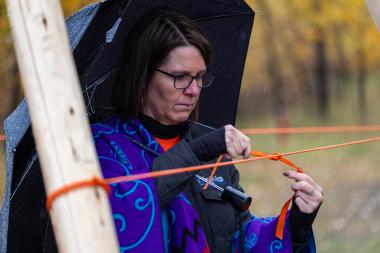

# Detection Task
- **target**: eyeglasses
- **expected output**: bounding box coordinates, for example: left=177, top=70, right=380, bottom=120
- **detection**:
left=154, top=68, right=214, bottom=89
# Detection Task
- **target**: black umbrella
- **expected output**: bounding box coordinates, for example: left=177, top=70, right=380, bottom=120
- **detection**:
left=1, top=1, right=254, bottom=252
left=75, top=0, right=254, bottom=127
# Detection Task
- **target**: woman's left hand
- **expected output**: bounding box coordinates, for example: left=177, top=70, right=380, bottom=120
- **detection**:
left=283, top=171, right=323, bottom=214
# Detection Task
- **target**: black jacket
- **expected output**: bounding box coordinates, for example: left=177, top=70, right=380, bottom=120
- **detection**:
left=152, top=122, right=252, bottom=252
left=152, top=121, right=315, bottom=253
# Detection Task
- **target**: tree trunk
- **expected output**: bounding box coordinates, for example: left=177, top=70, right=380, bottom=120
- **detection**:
left=332, top=25, right=349, bottom=99
left=357, top=48, right=368, bottom=123
left=313, top=2, right=329, bottom=120
left=259, top=0, right=289, bottom=145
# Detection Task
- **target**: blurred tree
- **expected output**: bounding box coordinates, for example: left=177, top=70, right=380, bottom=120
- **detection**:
left=0, top=0, right=22, bottom=131
left=1, top=0, right=380, bottom=128
left=254, top=0, right=290, bottom=143
left=61, top=0, right=95, bottom=16
left=312, top=0, right=329, bottom=119
left=256, top=2, right=287, bottom=114
left=241, top=0, right=380, bottom=123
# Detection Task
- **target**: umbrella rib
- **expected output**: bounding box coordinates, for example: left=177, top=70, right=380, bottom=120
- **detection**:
left=82, top=68, right=118, bottom=114
left=194, top=13, right=254, bottom=22
left=10, top=152, right=39, bottom=201
left=119, top=0, right=132, bottom=16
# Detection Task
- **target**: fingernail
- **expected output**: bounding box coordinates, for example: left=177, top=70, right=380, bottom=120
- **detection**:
left=283, top=172, right=289, bottom=177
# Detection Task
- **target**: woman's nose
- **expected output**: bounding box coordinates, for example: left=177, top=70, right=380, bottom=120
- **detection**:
left=184, top=78, right=200, bottom=95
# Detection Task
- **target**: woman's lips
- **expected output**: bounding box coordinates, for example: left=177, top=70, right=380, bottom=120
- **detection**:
left=176, top=103, right=193, bottom=109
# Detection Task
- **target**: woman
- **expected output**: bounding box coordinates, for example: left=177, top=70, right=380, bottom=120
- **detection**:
left=91, top=8, right=323, bottom=253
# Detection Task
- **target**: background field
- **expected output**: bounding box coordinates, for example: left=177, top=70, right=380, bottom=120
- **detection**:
left=236, top=72, right=380, bottom=253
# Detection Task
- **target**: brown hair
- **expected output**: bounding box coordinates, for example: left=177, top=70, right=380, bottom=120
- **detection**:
left=112, top=7, right=212, bottom=121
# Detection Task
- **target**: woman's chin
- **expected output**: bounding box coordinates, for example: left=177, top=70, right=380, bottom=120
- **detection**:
left=169, top=112, right=191, bottom=124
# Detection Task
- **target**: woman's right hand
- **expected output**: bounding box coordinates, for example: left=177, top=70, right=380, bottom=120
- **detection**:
left=224, top=124, right=251, bottom=159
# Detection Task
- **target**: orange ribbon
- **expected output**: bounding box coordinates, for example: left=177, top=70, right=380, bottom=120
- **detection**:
left=241, top=125, right=380, bottom=135
left=46, top=177, right=111, bottom=212
left=203, top=155, right=223, bottom=190
left=251, top=151, right=303, bottom=240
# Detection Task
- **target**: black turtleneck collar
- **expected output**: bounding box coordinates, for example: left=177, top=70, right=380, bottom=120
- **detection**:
left=138, top=114, right=188, bottom=139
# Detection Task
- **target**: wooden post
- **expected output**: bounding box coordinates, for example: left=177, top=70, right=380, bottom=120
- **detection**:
left=5, top=0, right=119, bottom=252
left=366, top=0, right=380, bottom=32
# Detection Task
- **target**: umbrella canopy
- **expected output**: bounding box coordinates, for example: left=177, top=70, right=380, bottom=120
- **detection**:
left=1, top=1, right=254, bottom=252
left=76, top=0, right=254, bottom=127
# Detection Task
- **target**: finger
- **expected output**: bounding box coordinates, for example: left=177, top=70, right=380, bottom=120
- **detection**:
left=295, top=190, right=322, bottom=205
left=244, top=138, right=252, bottom=158
left=294, top=183, right=324, bottom=207
left=294, top=196, right=314, bottom=214
left=237, top=134, right=250, bottom=147
left=230, top=142, right=239, bottom=153
left=291, top=181, right=314, bottom=195
left=284, top=170, right=315, bottom=185
left=228, top=126, right=248, bottom=143
left=295, top=191, right=321, bottom=213
left=301, top=185, right=324, bottom=204
left=235, top=141, right=246, bottom=155
left=243, top=144, right=251, bottom=159
left=231, top=141, right=245, bottom=156
left=238, top=132, right=250, bottom=143
left=315, top=184, right=323, bottom=195
left=228, top=144, right=239, bottom=158
left=225, top=125, right=251, bottom=158
left=295, top=190, right=313, bottom=203
left=226, top=142, right=236, bottom=157
left=224, top=125, right=234, bottom=143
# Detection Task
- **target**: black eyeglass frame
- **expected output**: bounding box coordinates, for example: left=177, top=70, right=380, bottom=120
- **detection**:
left=153, top=68, right=214, bottom=89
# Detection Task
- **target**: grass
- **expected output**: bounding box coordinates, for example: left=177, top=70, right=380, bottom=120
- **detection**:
left=236, top=136, right=380, bottom=253
left=235, top=75, right=380, bottom=253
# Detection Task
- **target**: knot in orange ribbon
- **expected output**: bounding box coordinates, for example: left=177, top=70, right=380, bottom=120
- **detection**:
left=270, top=152, right=282, bottom=161
left=250, top=150, right=302, bottom=240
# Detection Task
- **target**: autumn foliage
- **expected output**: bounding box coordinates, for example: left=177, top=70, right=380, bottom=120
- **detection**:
left=0, top=0, right=379, bottom=128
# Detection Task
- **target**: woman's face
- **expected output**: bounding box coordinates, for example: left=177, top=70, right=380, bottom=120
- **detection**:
left=142, top=45, right=206, bottom=125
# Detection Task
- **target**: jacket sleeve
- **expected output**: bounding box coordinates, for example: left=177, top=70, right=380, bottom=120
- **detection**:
left=152, top=140, right=201, bottom=207
left=289, top=204, right=319, bottom=252
left=230, top=180, right=317, bottom=252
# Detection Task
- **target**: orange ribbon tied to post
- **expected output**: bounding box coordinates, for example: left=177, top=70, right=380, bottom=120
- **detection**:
left=46, top=177, right=111, bottom=212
